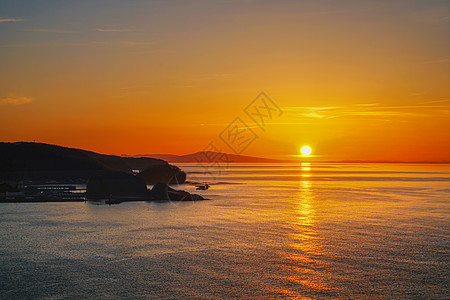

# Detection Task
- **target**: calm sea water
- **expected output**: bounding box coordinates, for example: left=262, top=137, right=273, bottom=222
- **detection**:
left=0, top=163, right=449, bottom=299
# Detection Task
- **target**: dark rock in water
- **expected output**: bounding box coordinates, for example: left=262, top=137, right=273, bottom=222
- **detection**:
left=151, top=182, right=170, bottom=200
left=173, top=190, right=205, bottom=201
left=86, top=172, right=148, bottom=200
left=137, top=164, right=186, bottom=185
left=150, top=182, right=206, bottom=201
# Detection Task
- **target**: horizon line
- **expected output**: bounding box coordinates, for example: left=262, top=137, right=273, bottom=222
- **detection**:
left=2, top=141, right=449, bottom=164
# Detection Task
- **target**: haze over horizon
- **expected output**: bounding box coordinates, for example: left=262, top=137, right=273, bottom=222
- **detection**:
left=1, top=0, right=449, bottom=162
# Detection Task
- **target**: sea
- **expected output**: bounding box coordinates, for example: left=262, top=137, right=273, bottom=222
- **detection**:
left=0, top=163, right=449, bottom=299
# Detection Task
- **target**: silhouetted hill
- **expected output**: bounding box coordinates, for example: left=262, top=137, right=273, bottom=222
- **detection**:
left=0, top=142, right=168, bottom=181
left=137, top=164, right=186, bottom=185
left=127, top=151, right=292, bottom=163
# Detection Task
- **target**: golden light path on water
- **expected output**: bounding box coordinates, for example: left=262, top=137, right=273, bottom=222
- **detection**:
left=278, top=162, right=333, bottom=298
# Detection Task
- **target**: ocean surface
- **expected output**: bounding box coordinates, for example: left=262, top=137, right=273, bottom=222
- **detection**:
left=0, top=163, right=449, bottom=299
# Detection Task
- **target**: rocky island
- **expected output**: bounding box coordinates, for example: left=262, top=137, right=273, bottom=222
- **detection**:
left=86, top=172, right=205, bottom=204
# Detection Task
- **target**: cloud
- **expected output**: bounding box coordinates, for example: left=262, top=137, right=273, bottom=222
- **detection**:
left=420, top=99, right=450, bottom=105
left=284, top=106, right=342, bottom=112
left=0, top=95, right=33, bottom=106
left=0, top=40, right=150, bottom=48
left=283, top=106, right=342, bottom=119
left=283, top=102, right=450, bottom=120
left=24, top=28, right=78, bottom=33
left=0, top=18, right=24, bottom=23
left=354, top=103, right=379, bottom=107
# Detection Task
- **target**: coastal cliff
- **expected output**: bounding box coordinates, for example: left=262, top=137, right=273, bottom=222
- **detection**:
left=0, top=142, right=185, bottom=184
left=137, top=164, right=186, bottom=185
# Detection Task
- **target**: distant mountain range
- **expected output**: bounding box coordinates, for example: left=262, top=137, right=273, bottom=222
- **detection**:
left=125, top=151, right=293, bottom=163
left=125, top=152, right=450, bottom=164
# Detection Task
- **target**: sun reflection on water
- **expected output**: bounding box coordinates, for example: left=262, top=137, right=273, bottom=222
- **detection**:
left=301, top=162, right=311, bottom=171
left=278, top=163, right=334, bottom=297
left=300, top=162, right=311, bottom=178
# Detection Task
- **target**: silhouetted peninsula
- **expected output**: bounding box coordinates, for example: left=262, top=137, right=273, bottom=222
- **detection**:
left=0, top=142, right=185, bottom=183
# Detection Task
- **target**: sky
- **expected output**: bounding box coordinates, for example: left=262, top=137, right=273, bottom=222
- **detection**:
left=0, top=0, right=449, bottom=162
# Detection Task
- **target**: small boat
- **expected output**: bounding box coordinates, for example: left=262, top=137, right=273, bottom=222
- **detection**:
left=196, top=184, right=210, bottom=190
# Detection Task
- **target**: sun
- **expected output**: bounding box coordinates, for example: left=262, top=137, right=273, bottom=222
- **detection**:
left=300, top=146, right=312, bottom=156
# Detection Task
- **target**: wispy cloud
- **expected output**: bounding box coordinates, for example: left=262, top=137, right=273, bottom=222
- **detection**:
left=0, top=40, right=150, bottom=48
left=420, top=99, right=450, bottom=105
left=354, top=103, right=379, bottom=107
left=0, top=18, right=24, bottom=23
left=24, top=28, right=78, bottom=33
left=284, top=106, right=342, bottom=111
left=0, top=95, right=33, bottom=106
left=284, top=102, right=450, bottom=120
left=283, top=106, right=342, bottom=119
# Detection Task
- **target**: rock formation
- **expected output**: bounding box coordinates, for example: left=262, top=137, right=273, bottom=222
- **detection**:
left=137, top=164, right=186, bottom=185
left=86, top=172, right=148, bottom=200
left=150, top=182, right=205, bottom=201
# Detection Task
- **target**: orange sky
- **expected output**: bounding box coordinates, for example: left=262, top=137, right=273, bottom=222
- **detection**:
left=0, top=1, right=449, bottom=161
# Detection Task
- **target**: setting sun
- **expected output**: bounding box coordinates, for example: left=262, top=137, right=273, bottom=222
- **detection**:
left=301, top=146, right=312, bottom=156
